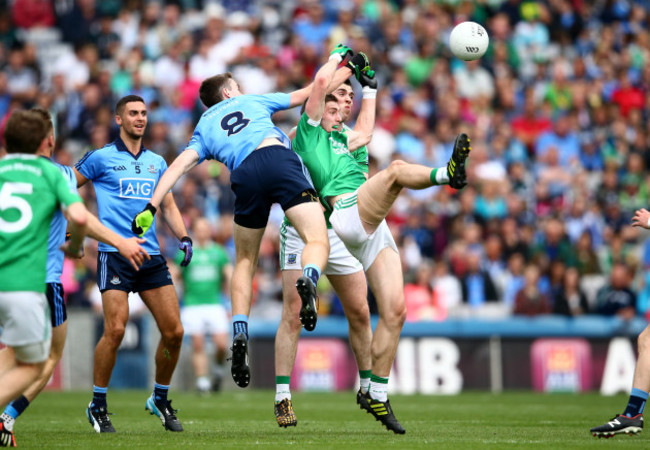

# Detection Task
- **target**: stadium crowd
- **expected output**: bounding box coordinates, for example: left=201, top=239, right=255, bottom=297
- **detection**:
left=2, top=0, right=650, bottom=322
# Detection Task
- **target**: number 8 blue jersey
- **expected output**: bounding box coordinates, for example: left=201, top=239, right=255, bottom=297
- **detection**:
left=75, top=137, right=168, bottom=254
left=186, top=93, right=292, bottom=171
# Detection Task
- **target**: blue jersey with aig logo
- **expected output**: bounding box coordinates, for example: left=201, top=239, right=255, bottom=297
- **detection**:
left=186, top=93, right=292, bottom=172
left=75, top=137, right=167, bottom=254
left=45, top=158, right=78, bottom=284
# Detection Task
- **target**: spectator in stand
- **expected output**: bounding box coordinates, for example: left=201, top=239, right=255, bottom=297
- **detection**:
left=11, top=0, right=55, bottom=29
left=595, top=263, right=637, bottom=318
left=553, top=267, right=590, bottom=316
left=461, top=250, right=499, bottom=308
left=514, top=264, right=552, bottom=316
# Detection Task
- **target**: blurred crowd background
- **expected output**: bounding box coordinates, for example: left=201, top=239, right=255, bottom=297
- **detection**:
left=2, top=0, right=650, bottom=322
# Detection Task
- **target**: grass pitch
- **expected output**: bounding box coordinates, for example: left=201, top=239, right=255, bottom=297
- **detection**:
left=12, top=390, right=645, bottom=448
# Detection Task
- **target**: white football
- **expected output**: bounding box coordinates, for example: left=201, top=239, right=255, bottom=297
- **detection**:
left=449, top=21, right=489, bottom=61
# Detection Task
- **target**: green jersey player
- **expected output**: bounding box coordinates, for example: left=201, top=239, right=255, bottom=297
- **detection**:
left=0, top=110, right=87, bottom=446
left=173, top=218, right=232, bottom=393
left=275, top=79, right=372, bottom=428
left=292, top=52, right=471, bottom=434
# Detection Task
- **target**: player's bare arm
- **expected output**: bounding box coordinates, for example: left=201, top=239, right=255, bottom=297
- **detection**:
left=151, top=150, right=199, bottom=210
left=160, top=192, right=189, bottom=240
left=305, top=55, right=344, bottom=123
left=85, top=212, right=150, bottom=270
left=61, top=202, right=88, bottom=257
left=73, top=167, right=90, bottom=188
left=132, top=150, right=198, bottom=238
left=347, top=59, right=377, bottom=151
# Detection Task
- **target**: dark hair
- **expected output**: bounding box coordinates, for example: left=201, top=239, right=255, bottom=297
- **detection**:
left=115, top=95, right=145, bottom=116
left=342, top=79, right=352, bottom=87
left=199, top=73, right=234, bottom=108
left=30, top=107, right=53, bottom=134
left=4, top=110, right=49, bottom=154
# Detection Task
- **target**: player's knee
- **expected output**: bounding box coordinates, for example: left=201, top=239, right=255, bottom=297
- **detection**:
left=346, top=303, right=371, bottom=330
left=386, top=159, right=406, bottom=178
left=104, top=324, right=126, bottom=347
left=384, top=301, right=406, bottom=329
left=162, top=325, right=184, bottom=349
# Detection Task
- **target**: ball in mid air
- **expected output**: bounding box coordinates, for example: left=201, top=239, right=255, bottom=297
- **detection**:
left=449, top=21, right=489, bottom=61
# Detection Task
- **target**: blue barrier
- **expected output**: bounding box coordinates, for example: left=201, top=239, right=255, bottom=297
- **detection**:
left=248, top=316, right=648, bottom=339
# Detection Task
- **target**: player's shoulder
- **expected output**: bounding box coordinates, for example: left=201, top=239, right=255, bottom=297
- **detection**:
left=141, top=147, right=166, bottom=163
left=76, top=142, right=114, bottom=165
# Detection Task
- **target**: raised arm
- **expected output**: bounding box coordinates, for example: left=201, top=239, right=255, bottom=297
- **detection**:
left=131, top=149, right=199, bottom=237
left=346, top=59, right=377, bottom=151
left=304, top=45, right=354, bottom=122
left=289, top=45, right=354, bottom=109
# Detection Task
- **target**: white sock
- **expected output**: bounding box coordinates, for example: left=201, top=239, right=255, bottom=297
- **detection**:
left=196, top=376, right=211, bottom=391
left=435, top=167, right=449, bottom=184
left=275, top=384, right=291, bottom=403
left=369, top=380, right=388, bottom=402
left=360, top=377, right=371, bottom=394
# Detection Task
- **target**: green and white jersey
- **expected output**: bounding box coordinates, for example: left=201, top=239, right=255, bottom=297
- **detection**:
left=293, top=113, right=367, bottom=205
left=174, top=242, right=230, bottom=306
left=0, top=154, right=83, bottom=293
left=342, top=123, right=369, bottom=175
left=283, top=119, right=368, bottom=230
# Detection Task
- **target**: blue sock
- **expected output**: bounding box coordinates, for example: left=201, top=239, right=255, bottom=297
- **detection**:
left=4, top=395, right=29, bottom=419
left=233, top=314, right=248, bottom=339
left=154, top=383, right=169, bottom=402
left=303, top=264, right=321, bottom=287
left=623, top=388, right=648, bottom=417
left=91, top=386, right=107, bottom=410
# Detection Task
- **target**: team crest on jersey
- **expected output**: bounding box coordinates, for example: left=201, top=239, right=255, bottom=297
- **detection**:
left=148, top=164, right=156, bottom=173
left=110, top=276, right=121, bottom=285
left=287, top=254, right=297, bottom=265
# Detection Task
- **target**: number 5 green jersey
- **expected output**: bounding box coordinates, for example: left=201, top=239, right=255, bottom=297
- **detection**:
left=0, top=154, right=83, bottom=293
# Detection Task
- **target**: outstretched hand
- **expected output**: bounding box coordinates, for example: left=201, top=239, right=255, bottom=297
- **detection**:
left=329, top=44, right=354, bottom=63
left=632, top=208, right=650, bottom=229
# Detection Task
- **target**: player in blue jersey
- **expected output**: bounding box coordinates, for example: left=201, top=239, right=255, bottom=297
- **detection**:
left=132, top=45, right=356, bottom=389
left=74, top=96, right=191, bottom=433
left=0, top=108, right=150, bottom=444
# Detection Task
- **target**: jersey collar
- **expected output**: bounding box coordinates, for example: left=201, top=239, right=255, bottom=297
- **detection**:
left=115, top=136, right=146, bottom=160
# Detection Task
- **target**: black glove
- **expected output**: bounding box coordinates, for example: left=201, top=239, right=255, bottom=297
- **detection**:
left=346, top=52, right=371, bottom=80
left=179, top=236, right=193, bottom=267
left=131, top=202, right=157, bottom=236
left=358, top=68, right=378, bottom=90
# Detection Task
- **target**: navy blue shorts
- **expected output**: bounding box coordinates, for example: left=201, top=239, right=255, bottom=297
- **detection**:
left=46, top=282, right=67, bottom=327
left=97, top=252, right=173, bottom=293
left=230, top=145, right=318, bottom=228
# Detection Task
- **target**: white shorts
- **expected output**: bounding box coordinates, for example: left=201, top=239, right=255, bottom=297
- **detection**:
left=181, top=304, right=229, bottom=336
left=280, top=223, right=362, bottom=276
left=329, top=193, right=399, bottom=271
left=0, top=291, right=51, bottom=362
